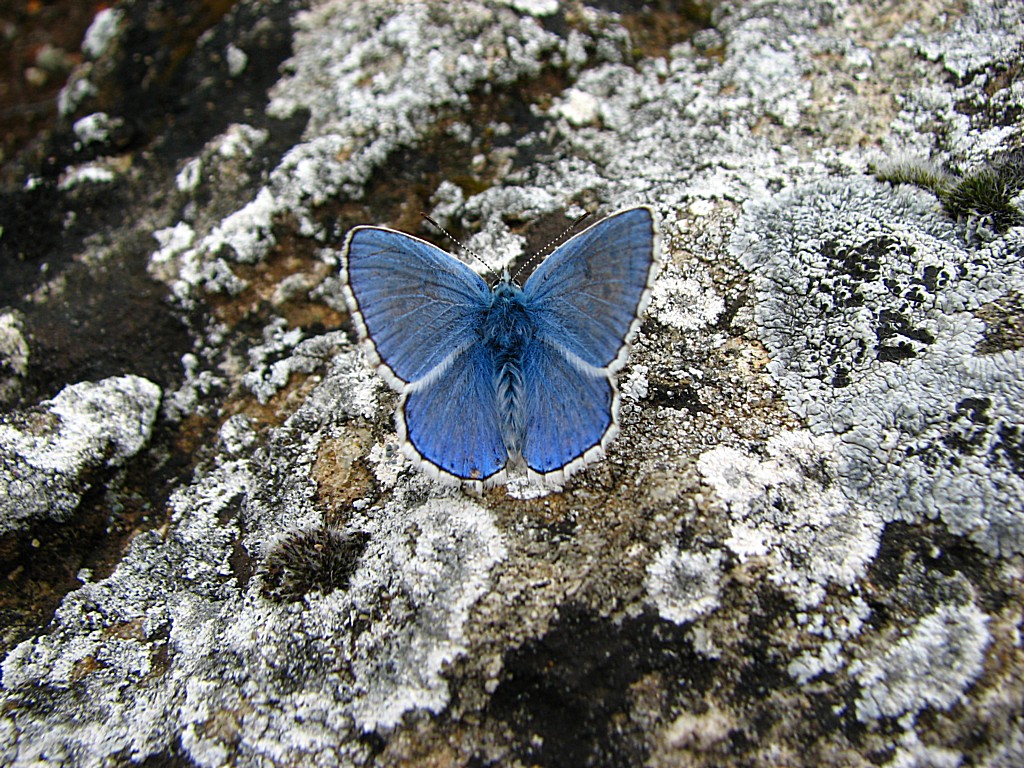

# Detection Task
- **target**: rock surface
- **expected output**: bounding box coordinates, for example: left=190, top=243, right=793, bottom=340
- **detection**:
left=0, top=375, right=161, bottom=535
left=0, top=1, right=1022, bottom=766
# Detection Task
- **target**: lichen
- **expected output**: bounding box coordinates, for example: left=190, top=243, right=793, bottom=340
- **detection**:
left=0, top=361, right=506, bottom=762
left=0, top=310, right=29, bottom=406
left=732, top=175, right=1024, bottom=556
left=646, top=547, right=723, bottom=624
left=6, top=0, right=1024, bottom=764
left=853, top=603, right=990, bottom=722
left=0, top=375, right=161, bottom=535
left=695, top=431, right=884, bottom=608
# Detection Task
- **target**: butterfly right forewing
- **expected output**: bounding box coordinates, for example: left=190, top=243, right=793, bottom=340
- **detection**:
left=519, top=207, right=659, bottom=483
left=524, top=207, right=659, bottom=372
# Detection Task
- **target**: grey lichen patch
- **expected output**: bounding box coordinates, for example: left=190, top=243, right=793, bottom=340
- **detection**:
left=732, top=175, right=1024, bottom=556
left=241, top=324, right=350, bottom=406
left=0, top=375, right=161, bottom=535
left=347, top=497, right=507, bottom=731
left=694, top=431, right=883, bottom=609
left=0, top=309, right=29, bottom=406
left=787, top=595, right=873, bottom=685
left=915, top=0, right=1024, bottom=82
left=852, top=603, right=990, bottom=722
left=0, top=356, right=506, bottom=762
left=646, top=546, right=723, bottom=624
left=628, top=205, right=796, bottom=499
left=148, top=0, right=587, bottom=312
left=649, top=259, right=726, bottom=332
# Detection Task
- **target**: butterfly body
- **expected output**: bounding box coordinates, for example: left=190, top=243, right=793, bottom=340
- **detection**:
left=341, top=207, right=659, bottom=488
left=482, top=278, right=531, bottom=464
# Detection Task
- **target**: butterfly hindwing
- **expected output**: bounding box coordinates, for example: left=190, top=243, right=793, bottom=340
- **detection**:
left=524, top=207, right=658, bottom=371
left=516, top=206, right=658, bottom=482
left=521, top=336, right=616, bottom=479
left=400, top=342, right=507, bottom=483
left=342, top=227, right=491, bottom=387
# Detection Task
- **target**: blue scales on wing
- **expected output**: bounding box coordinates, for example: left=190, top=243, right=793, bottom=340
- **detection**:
left=342, top=226, right=508, bottom=482
left=401, top=342, right=507, bottom=482
left=525, top=207, right=657, bottom=371
left=341, top=207, right=659, bottom=487
left=342, top=227, right=491, bottom=385
left=518, top=207, right=658, bottom=479
left=520, top=336, right=615, bottom=475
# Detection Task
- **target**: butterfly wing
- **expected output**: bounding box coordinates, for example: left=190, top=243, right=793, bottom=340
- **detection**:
left=524, top=207, right=659, bottom=371
left=341, top=226, right=492, bottom=388
left=521, top=207, right=659, bottom=481
left=342, top=226, right=508, bottom=484
left=520, top=336, right=617, bottom=481
left=399, top=342, right=507, bottom=484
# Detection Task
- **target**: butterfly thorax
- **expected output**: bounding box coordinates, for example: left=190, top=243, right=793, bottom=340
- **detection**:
left=483, top=279, right=532, bottom=463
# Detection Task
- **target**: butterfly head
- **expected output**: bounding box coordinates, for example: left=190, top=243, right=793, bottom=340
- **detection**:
left=491, top=267, right=520, bottom=290
left=484, top=275, right=531, bottom=351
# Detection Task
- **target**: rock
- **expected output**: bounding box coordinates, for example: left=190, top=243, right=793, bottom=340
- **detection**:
left=0, top=375, right=161, bottom=535
left=0, top=0, right=1022, bottom=766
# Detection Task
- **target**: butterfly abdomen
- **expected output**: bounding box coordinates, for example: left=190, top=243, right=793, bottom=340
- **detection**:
left=484, top=281, right=532, bottom=463
left=496, top=357, right=526, bottom=462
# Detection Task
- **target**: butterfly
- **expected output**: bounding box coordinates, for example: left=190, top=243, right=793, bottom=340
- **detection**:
left=341, top=206, right=660, bottom=488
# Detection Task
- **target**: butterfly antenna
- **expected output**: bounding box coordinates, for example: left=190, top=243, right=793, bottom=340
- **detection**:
left=420, top=213, right=496, bottom=279
left=512, top=211, right=591, bottom=282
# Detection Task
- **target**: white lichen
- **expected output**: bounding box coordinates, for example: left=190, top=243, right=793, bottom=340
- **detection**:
left=0, top=310, right=29, bottom=404
left=853, top=603, right=990, bottom=722
left=1, top=370, right=505, bottom=763
left=348, top=497, right=507, bottom=730
left=226, top=43, right=248, bottom=78
left=696, top=431, right=883, bottom=607
left=9, top=0, right=1022, bottom=763
left=72, top=112, right=120, bottom=145
left=0, top=375, right=161, bottom=535
left=81, top=8, right=124, bottom=60
left=732, top=176, right=1024, bottom=556
left=646, top=547, right=724, bottom=624
left=58, top=162, right=117, bottom=189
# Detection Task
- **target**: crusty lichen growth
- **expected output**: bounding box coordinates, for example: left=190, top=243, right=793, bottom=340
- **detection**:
left=732, top=175, right=1024, bottom=557
left=4, top=0, right=1024, bottom=766
left=0, top=375, right=162, bottom=535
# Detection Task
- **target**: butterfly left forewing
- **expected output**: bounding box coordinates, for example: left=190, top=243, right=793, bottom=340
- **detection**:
left=342, top=227, right=492, bottom=389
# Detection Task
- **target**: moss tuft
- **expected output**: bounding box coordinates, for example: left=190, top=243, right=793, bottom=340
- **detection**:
left=260, top=526, right=370, bottom=602
left=942, top=153, right=1024, bottom=232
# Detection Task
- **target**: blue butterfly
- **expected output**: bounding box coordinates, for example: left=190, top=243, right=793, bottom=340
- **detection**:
left=341, top=206, right=660, bottom=488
